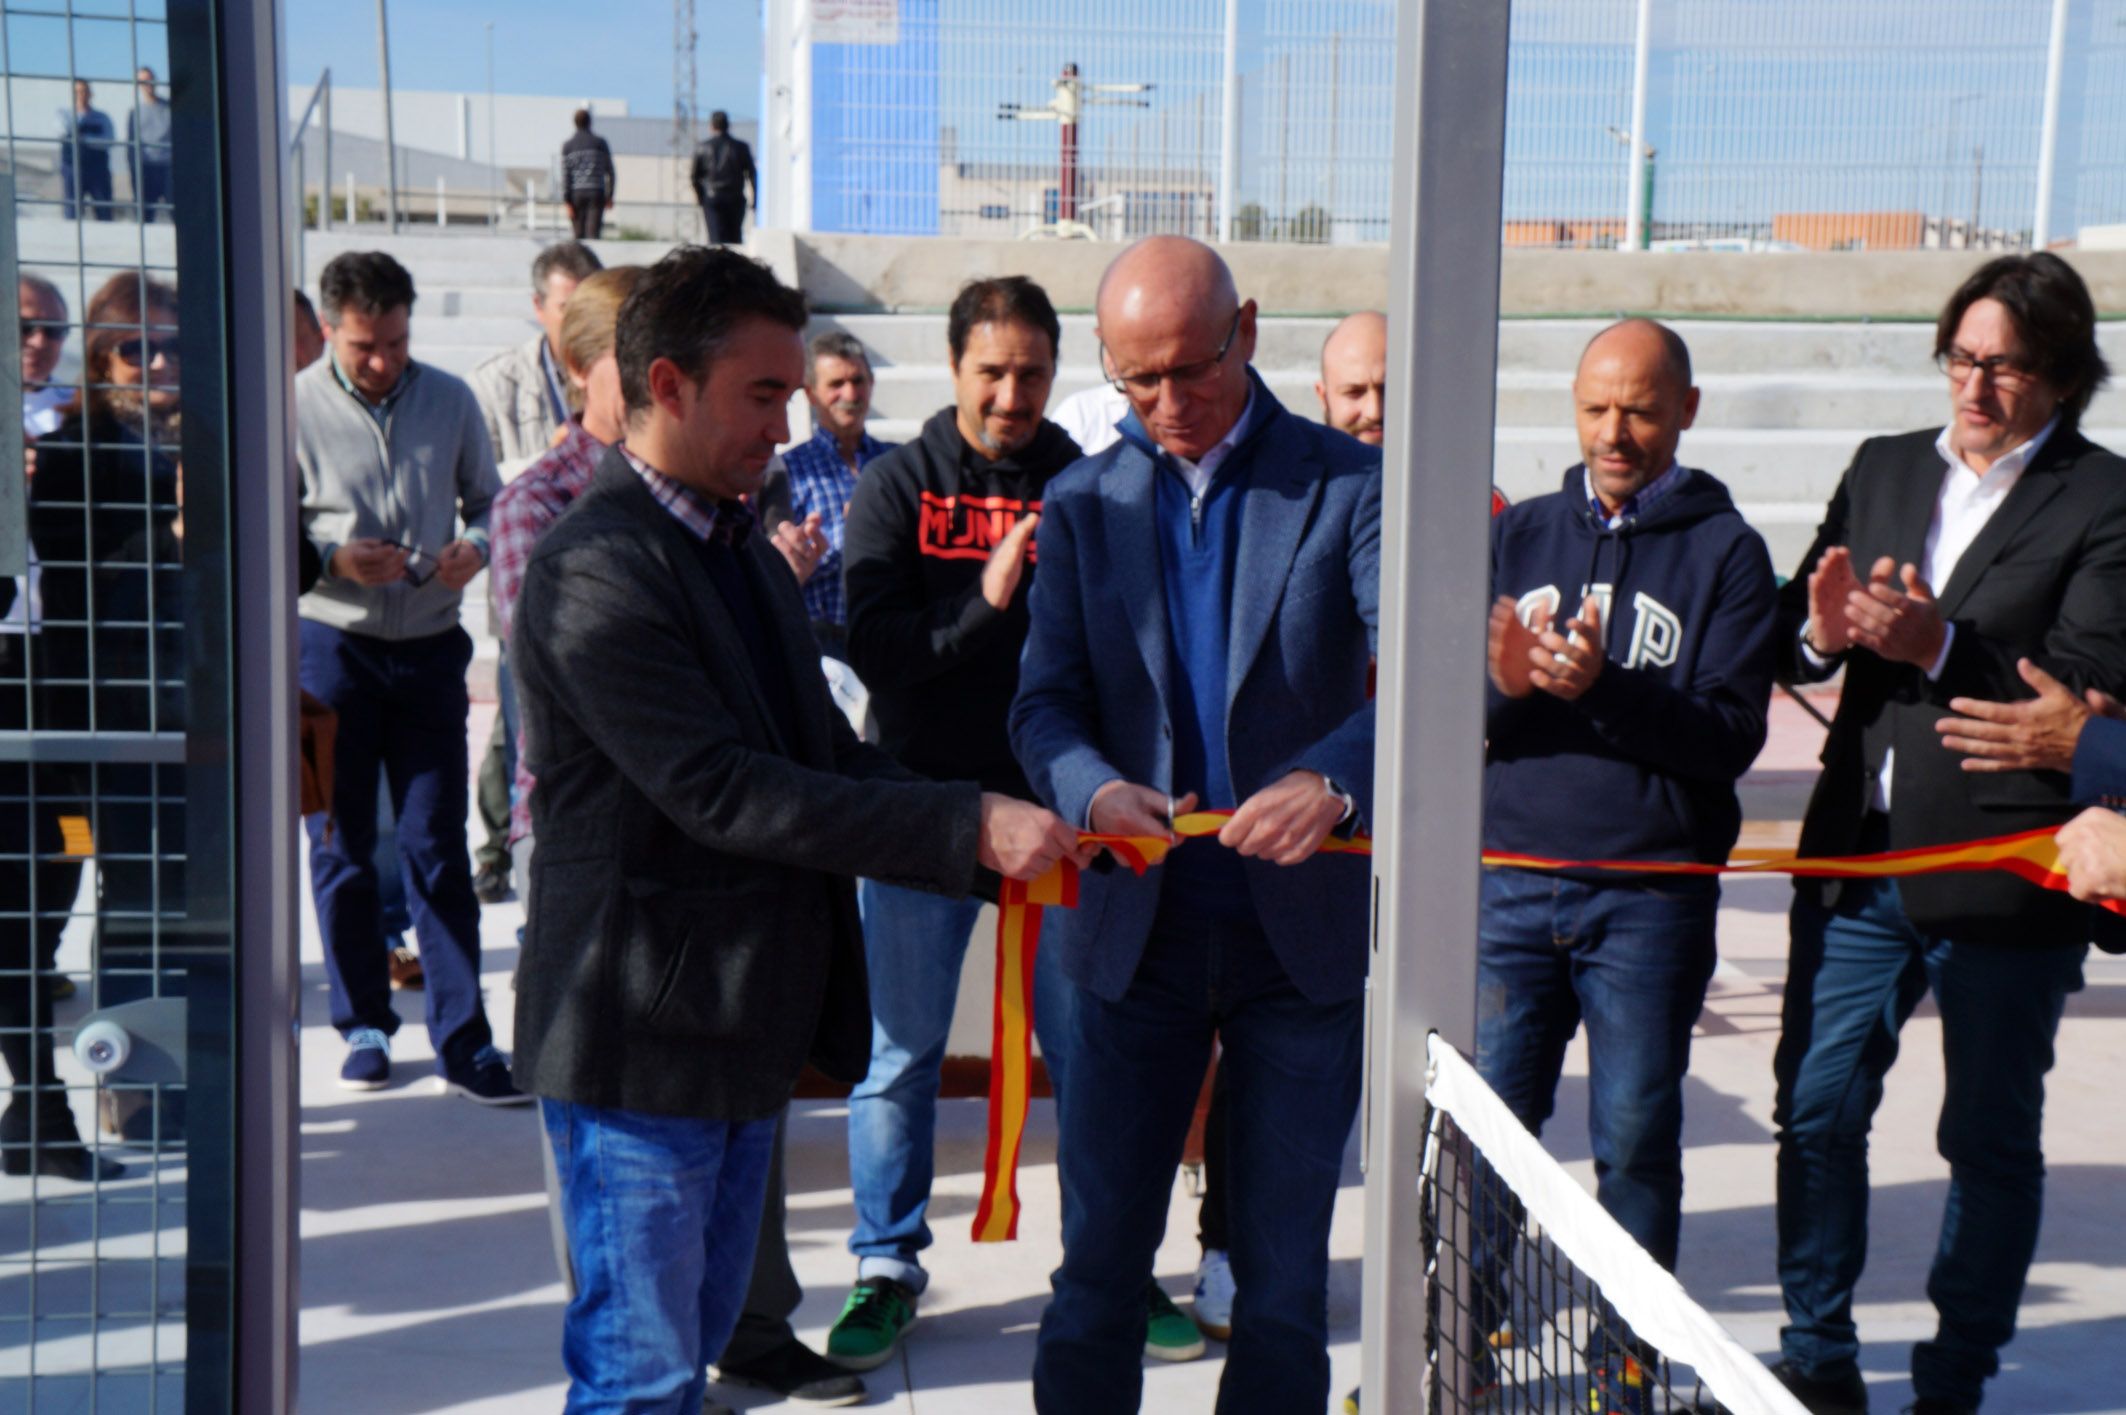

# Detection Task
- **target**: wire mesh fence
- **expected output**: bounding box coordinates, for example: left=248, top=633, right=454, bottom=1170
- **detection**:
left=783, top=0, right=2121, bottom=250
left=1422, top=1037, right=1809, bottom=1415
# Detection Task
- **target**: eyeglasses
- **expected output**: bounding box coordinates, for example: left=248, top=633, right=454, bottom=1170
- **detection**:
left=115, top=336, right=178, bottom=366
left=20, top=320, right=65, bottom=343
left=1105, top=309, right=1242, bottom=399
left=1937, top=349, right=2038, bottom=392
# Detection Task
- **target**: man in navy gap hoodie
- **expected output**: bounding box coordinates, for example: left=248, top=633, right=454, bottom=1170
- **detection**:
left=1480, top=320, right=1777, bottom=1410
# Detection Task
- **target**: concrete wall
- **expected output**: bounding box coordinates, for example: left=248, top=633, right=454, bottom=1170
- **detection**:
left=792, top=232, right=2126, bottom=318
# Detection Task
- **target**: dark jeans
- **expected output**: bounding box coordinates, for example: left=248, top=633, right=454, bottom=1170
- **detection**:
left=0, top=764, right=85, bottom=1146
left=702, top=194, right=746, bottom=245
left=567, top=196, right=605, bottom=239
left=1197, top=1058, right=1229, bottom=1252
left=1032, top=907, right=1361, bottom=1414
left=473, top=649, right=515, bottom=875
left=543, top=1099, right=777, bottom=1413
left=1475, top=868, right=1719, bottom=1275
left=137, top=160, right=171, bottom=221
left=62, top=165, right=113, bottom=221
left=1775, top=875, right=2085, bottom=1406
left=299, top=621, right=493, bottom=1073
left=718, top=1110, right=804, bottom=1367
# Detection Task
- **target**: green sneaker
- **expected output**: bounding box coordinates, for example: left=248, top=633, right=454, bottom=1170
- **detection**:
left=1144, top=1281, right=1206, bottom=1362
left=825, top=1277, right=917, bottom=1372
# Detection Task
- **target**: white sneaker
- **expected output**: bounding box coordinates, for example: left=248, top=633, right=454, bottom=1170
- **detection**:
left=1192, top=1248, right=1235, bottom=1340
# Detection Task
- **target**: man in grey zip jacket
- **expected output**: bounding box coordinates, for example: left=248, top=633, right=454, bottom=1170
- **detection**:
left=297, top=250, right=523, bottom=1105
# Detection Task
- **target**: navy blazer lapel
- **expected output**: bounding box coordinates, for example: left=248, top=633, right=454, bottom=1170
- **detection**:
left=1933, top=432, right=2078, bottom=619
left=598, top=453, right=796, bottom=757
left=1102, top=444, right=1176, bottom=719
left=1225, top=412, right=1322, bottom=706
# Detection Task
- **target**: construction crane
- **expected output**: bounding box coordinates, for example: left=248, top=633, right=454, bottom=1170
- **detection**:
left=999, top=62, right=1152, bottom=236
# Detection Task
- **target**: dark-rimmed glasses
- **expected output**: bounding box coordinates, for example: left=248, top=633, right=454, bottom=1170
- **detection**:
left=1105, top=308, right=1242, bottom=399
left=1937, top=348, right=2037, bottom=393
left=115, top=335, right=179, bottom=366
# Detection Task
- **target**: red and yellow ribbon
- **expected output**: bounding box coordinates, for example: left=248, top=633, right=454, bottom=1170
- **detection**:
left=972, top=814, right=2102, bottom=1241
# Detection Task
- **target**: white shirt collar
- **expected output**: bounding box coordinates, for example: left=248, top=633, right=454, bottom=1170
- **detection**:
left=1934, top=412, right=2060, bottom=484
left=1168, top=384, right=1258, bottom=498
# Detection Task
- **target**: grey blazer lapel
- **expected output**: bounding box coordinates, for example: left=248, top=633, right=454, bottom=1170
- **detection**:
left=1225, top=414, right=1323, bottom=706
left=743, top=534, right=836, bottom=767
left=1103, top=445, right=1176, bottom=719
left=604, top=457, right=797, bottom=757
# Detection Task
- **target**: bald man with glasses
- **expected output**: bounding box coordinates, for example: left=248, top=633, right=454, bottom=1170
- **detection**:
left=1011, top=235, right=1381, bottom=1414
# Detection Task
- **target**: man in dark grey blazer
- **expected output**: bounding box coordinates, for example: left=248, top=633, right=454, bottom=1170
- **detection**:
left=1770, top=253, right=2126, bottom=1415
left=509, top=246, right=1083, bottom=1415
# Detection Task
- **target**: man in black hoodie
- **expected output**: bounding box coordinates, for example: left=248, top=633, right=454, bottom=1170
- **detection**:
left=827, top=275, right=1089, bottom=1370
left=1480, top=319, right=1777, bottom=1412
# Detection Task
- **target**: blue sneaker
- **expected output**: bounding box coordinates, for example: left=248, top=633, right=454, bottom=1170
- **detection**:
left=339, top=1027, right=390, bottom=1091
left=442, top=1045, right=530, bottom=1107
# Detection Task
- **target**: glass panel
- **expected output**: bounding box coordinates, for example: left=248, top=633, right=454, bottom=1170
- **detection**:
left=0, top=0, right=235, bottom=1404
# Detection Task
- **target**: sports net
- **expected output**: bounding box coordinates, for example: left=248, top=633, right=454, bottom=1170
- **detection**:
left=1420, top=1035, right=1809, bottom=1415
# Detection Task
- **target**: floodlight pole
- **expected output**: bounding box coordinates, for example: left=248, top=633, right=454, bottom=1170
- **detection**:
left=1363, top=0, right=1509, bottom=1410
left=375, top=0, right=398, bottom=231
left=1624, top=0, right=1652, bottom=251
left=2034, top=0, right=2069, bottom=248
left=1217, top=0, right=1239, bottom=242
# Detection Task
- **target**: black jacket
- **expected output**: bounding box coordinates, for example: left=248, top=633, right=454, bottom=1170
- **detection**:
left=1779, top=425, right=2126, bottom=944
left=509, top=451, right=983, bottom=1120
left=842, top=407, right=1082, bottom=799
left=560, top=129, right=614, bottom=201
left=690, top=133, right=755, bottom=203
left=29, top=410, right=183, bottom=734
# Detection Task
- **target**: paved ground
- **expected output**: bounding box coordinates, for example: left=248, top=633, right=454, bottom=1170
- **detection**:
left=292, top=695, right=2126, bottom=1413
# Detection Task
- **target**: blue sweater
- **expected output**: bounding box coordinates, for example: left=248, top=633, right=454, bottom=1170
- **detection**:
left=1486, top=466, right=1777, bottom=866
left=1125, top=401, right=1268, bottom=921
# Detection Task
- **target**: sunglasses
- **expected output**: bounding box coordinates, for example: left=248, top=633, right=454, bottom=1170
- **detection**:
left=19, top=321, right=65, bottom=343
left=114, top=336, right=178, bottom=365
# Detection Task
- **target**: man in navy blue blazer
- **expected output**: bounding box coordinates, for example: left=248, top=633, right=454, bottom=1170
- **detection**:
left=1010, top=236, right=1380, bottom=1414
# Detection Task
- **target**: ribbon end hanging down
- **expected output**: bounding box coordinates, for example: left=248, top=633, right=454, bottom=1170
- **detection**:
left=973, top=867, right=1068, bottom=1243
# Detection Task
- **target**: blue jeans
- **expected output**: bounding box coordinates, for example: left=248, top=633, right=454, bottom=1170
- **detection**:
left=300, top=622, right=493, bottom=1073
left=1033, top=907, right=1361, bottom=1414
left=846, top=877, right=1075, bottom=1287
left=1475, top=868, right=1719, bottom=1275
left=542, top=1100, right=778, bottom=1414
left=1774, top=876, right=2085, bottom=1406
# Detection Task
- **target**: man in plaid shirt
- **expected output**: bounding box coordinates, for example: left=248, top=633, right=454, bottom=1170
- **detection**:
left=756, top=330, right=896, bottom=644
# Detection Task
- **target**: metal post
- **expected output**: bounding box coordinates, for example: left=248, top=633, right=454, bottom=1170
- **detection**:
left=437, top=174, right=446, bottom=227
left=485, top=23, right=498, bottom=222
left=345, top=170, right=356, bottom=227
left=1217, top=0, right=1238, bottom=243
left=321, top=70, right=333, bottom=233
left=216, top=0, right=301, bottom=1405
left=376, top=0, right=398, bottom=232
left=1624, top=0, right=1653, bottom=251
left=1363, top=0, right=1509, bottom=1409
left=2035, top=0, right=2069, bottom=248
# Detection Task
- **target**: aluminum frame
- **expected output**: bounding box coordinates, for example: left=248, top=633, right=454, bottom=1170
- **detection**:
left=1361, top=0, right=1510, bottom=1408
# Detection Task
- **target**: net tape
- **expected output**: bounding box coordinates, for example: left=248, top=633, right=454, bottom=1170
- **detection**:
left=1423, top=1034, right=1809, bottom=1414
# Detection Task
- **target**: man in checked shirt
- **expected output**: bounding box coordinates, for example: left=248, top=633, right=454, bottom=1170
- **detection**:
left=756, top=329, right=898, bottom=655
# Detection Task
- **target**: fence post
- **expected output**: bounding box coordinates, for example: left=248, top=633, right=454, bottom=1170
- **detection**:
left=321, top=72, right=333, bottom=232
left=1217, top=0, right=1238, bottom=243
left=437, top=175, right=446, bottom=227
left=345, top=171, right=356, bottom=227
left=1364, top=0, right=1510, bottom=1405
left=1624, top=0, right=1653, bottom=251
left=2035, top=0, right=2070, bottom=248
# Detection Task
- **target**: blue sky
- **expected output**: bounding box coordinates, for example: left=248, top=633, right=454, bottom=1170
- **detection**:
left=283, top=0, right=763, bottom=121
